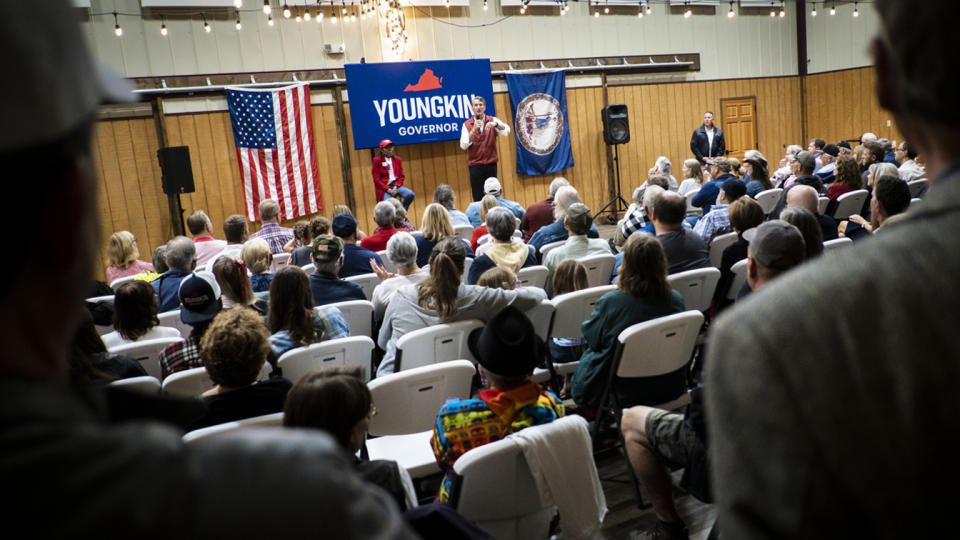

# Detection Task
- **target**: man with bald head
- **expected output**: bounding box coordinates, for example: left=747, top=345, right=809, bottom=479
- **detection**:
left=786, top=184, right=838, bottom=241
left=151, top=236, right=197, bottom=312
left=652, top=191, right=710, bottom=273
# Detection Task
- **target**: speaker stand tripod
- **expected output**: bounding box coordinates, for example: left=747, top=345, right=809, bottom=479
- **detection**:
left=596, top=144, right=629, bottom=223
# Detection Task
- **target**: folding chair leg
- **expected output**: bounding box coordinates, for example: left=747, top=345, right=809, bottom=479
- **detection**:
left=614, top=402, right=649, bottom=509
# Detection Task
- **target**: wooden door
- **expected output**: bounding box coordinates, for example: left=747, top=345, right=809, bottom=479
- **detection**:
left=720, top=97, right=757, bottom=162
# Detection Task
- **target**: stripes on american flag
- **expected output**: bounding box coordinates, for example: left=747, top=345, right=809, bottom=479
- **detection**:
left=225, top=83, right=322, bottom=221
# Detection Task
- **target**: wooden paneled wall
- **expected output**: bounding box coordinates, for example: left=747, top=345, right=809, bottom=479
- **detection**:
left=91, top=67, right=890, bottom=282
left=804, top=66, right=901, bottom=145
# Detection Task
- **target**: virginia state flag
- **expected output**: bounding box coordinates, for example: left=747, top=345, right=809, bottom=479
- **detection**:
left=506, top=71, right=574, bottom=176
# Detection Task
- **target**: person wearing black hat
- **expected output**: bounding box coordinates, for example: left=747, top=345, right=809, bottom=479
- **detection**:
left=158, top=271, right=224, bottom=379
left=815, top=143, right=840, bottom=184
left=694, top=179, right=747, bottom=245
left=430, top=305, right=564, bottom=503
left=372, top=139, right=415, bottom=210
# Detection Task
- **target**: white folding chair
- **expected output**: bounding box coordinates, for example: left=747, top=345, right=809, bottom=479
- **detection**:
left=161, top=366, right=214, bottom=397
left=182, top=412, right=285, bottom=444
left=754, top=188, right=783, bottom=215
left=547, top=285, right=616, bottom=376
left=109, top=337, right=184, bottom=380
left=109, top=275, right=138, bottom=289
left=823, top=237, right=853, bottom=254
left=410, top=230, right=424, bottom=237
left=365, top=360, right=476, bottom=478
left=526, top=300, right=557, bottom=384
left=107, top=375, right=160, bottom=395
left=462, top=257, right=473, bottom=281
left=452, top=416, right=602, bottom=540
left=538, top=240, right=565, bottom=259
left=395, top=319, right=485, bottom=371
left=454, top=224, right=474, bottom=241
left=302, top=263, right=316, bottom=274
left=344, top=272, right=379, bottom=301
left=516, top=265, right=549, bottom=289
left=157, top=310, right=192, bottom=339
left=685, top=188, right=702, bottom=218
left=726, top=258, right=749, bottom=301
left=578, top=253, right=617, bottom=288
left=907, top=178, right=928, bottom=198
left=323, top=300, right=374, bottom=338
left=376, top=250, right=397, bottom=274
left=270, top=252, right=291, bottom=273
left=910, top=197, right=922, bottom=207
left=668, top=267, right=721, bottom=312
left=85, top=294, right=114, bottom=304
left=476, top=234, right=493, bottom=248
left=818, top=196, right=830, bottom=215
left=831, top=189, right=869, bottom=220
left=708, top=232, right=739, bottom=269
left=277, top=336, right=376, bottom=382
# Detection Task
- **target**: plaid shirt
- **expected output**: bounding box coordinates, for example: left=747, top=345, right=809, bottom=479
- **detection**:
left=694, top=204, right=732, bottom=245
left=620, top=203, right=648, bottom=238
left=250, top=222, right=294, bottom=254
left=159, top=335, right=202, bottom=379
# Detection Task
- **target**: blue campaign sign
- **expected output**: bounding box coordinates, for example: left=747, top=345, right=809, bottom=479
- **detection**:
left=345, top=59, right=494, bottom=149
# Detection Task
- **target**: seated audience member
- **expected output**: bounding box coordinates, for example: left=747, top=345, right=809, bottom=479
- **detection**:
left=433, top=183, right=471, bottom=227
left=781, top=150, right=817, bottom=190
left=372, top=139, right=415, bottom=210
left=825, top=154, right=864, bottom=215
left=621, top=177, right=669, bottom=241
left=469, top=194, right=501, bottom=252
left=415, top=203, right=474, bottom=268
left=359, top=201, right=399, bottom=252
left=151, top=245, right=168, bottom=275
left=333, top=213, right=383, bottom=278
left=284, top=367, right=417, bottom=509
left=210, top=214, right=249, bottom=262
left=549, top=259, right=589, bottom=395
left=431, top=306, right=564, bottom=502
left=780, top=207, right=824, bottom=260
left=744, top=156, right=772, bottom=198
left=467, top=207, right=538, bottom=284
left=267, top=266, right=349, bottom=357
left=714, top=197, right=765, bottom=310
left=860, top=141, right=884, bottom=183
left=1, top=3, right=415, bottom=535
left=786, top=184, right=839, bottom=241
left=371, top=232, right=429, bottom=323
left=189, top=308, right=293, bottom=430
left=377, top=239, right=546, bottom=376
left=677, top=159, right=707, bottom=197
left=187, top=210, right=227, bottom=267
left=288, top=218, right=324, bottom=267
left=691, top=158, right=741, bottom=215
left=771, top=144, right=803, bottom=186
left=815, top=144, right=840, bottom=184
left=465, top=177, right=525, bottom=227
left=736, top=220, right=806, bottom=301
left=897, top=141, right=925, bottom=182
left=309, top=235, right=366, bottom=307
left=522, top=177, right=569, bottom=241
left=105, top=230, right=154, bottom=283
left=70, top=311, right=147, bottom=383
left=249, top=199, right=294, bottom=254
left=101, top=280, right=182, bottom=349
left=571, top=233, right=686, bottom=409
left=868, top=162, right=900, bottom=190
left=212, top=256, right=267, bottom=315
left=694, top=179, right=747, bottom=245
left=840, top=175, right=912, bottom=240
left=158, top=272, right=223, bottom=378
left=476, top=266, right=517, bottom=290
left=384, top=196, right=415, bottom=232
left=151, top=236, right=197, bottom=312
left=242, top=238, right=274, bottom=293
left=880, top=138, right=898, bottom=166
left=528, top=185, right=601, bottom=255
left=649, top=156, right=678, bottom=191
left=652, top=192, right=710, bottom=274
left=543, top=203, right=612, bottom=296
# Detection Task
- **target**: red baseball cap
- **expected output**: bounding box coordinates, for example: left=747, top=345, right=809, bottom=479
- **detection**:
left=379, top=139, right=394, bottom=148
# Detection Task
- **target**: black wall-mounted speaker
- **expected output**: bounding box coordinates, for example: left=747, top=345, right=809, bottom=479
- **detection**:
left=602, top=104, right=630, bottom=145
left=157, top=146, right=195, bottom=195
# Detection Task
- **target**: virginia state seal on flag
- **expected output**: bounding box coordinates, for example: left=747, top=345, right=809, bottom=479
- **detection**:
left=515, top=93, right=564, bottom=156
left=507, top=71, right=574, bottom=175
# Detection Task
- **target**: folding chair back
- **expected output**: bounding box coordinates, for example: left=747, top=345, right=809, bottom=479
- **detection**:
left=344, top=272, right=379, bottom=300
left=376, top=250, right=397, bottom=274
left=277, top=336, right=376, bottom=382
left=668, top=267, right=721, bottom=312
left=270, top=252, right=291, bottom=273
left=708, top=232, right=739, bottom=268
left=579, top=253, right=617, bottom=288
left=832, top=189, right=869, bottom=220
left=323, top=300, right=374, bottom=338
left=516, top=265, right=549, bottom=289
left=726, top=259, right=749, bottom=301
left=157, top=309, right=192, bottom=339
left=109, top=337, right=185, bottom=379
left=754, top=188, right=783, bottom=215
left=107, top=375, right=160, bottom=395
left=454, top=224, right=474, bottom=241
left=823, top=237, right=853, bottom=255
left=395, top=319, right=485, bottom=371
left=538, top=240, right=566, bottom=259
left=182, top=412, right=285, bottom=444
left=549, top=285, right=616, bottom=339
left=162, top=366, right=214, bottom=396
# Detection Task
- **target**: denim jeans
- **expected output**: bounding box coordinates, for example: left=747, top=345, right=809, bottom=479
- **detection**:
left=382, top=186, right=415, bottom=210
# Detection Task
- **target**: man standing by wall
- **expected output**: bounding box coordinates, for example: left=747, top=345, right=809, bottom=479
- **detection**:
left=690, top=111, right=725, bottom=166
left=460, top=96, right=511, bottom=202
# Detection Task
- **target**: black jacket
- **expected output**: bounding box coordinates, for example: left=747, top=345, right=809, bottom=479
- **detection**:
left=690, top=125, right=726, bottom=164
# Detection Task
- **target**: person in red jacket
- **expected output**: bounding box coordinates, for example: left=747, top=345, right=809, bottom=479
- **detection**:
left=372, top=139, right=415, bottom=210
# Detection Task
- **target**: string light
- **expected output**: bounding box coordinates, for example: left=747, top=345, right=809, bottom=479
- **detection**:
left=483, top=0, right=488, bottom=11
left=770, top=2, right=776, bottom=17
left=296, top=10, right=302, bottom=21
left=604, top=2, right=610, bottom=14
left=853, top=2, right=859, bottom=17
left=283, top=2, right=291, bottom=18
left=637, top=2, right=643, bottom=19
left=263, top=0, right=271, bottom=14
left=683, top=2, right=691, bottom=18
left=235, top=11, right=242, bottom=29
left=304, top=7, right=311, bottom=20
left=268, top=14, right=275, bottom=25
left=331, top=10, right=337, bottom=23
left=113, top=11, right=122, bottom=36
left=779, top=2, right=786, bottom=17
left=645, top=3, right=651, bottom=14
left=727, top=1, right=735, bottom=18
left=811, top=2, right=817, bottom=16
left=202, top=13, right=211, bottom=32
left=317, top=0, right=324, bottom=21
left=160, top=15, right=168, bottom=36
left=234, top=0, right=243, bottom=7
left=830, top=3, right=836, bottom=15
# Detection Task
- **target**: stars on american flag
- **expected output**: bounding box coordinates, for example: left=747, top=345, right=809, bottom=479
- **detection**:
left=226, top=89, right=277, bottom=149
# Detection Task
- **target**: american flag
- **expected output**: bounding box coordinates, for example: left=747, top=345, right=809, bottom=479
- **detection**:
left=225, top=83, right=322, bottom=221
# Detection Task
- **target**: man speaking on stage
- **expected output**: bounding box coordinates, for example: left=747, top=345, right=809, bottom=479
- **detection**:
left=460, top=96, right=511, bottom=201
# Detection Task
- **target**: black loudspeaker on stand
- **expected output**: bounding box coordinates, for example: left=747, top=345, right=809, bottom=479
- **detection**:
left=157, top=146, right=196, bottom=234
left=597, top=104, right=630, bottom=222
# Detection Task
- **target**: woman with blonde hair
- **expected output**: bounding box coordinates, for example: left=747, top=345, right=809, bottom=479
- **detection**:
left=377, top=238, right=546, bottom=376
left=105, top=230, right=153, bottom=283
left=212, top=255, right=266, bottom=314
left=415, top=203, right=474, bottom=267
left=242, top=238, right=273, bottom=293
left=677, top=159, right=706, bottom=197
left=469, top=194, right=502, bottom=251
left=571, top=233, right=686, bottom=409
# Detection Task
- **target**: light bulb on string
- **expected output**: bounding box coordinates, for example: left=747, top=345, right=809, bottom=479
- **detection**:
left=829, top=3, right=836, bottom=15
left=604, top=4, right=610, bottom=14
left=684, top=4, right=692, bottom=18
left=113, top=11, right=122, bottom=37
left=236, top=17, right=242, bottom=30
left=779, top=2, right=785, bottom=17
left=268, top=14, right=275, bottom=25
left=853, top=2, right=859, bottom=17
left=263, top=0, right=272, bottom=14
left=483, top=0, right=488, bottom=10
left=160, top=15, right=168, bottom=36
left=811, top=2, right=817, bottom=16
left=235, top=0, right=243, bottom=7
left=727, top=2, right=735, bottom=18
left=283, top=3, right=291, bottom=17
left=304, top=8, right=311, bottom=20
left=645, top=4, right=651, bottom=15
left=203, top=13, right=211, bottom=32
left=770, top=3, right=776, bottom=17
